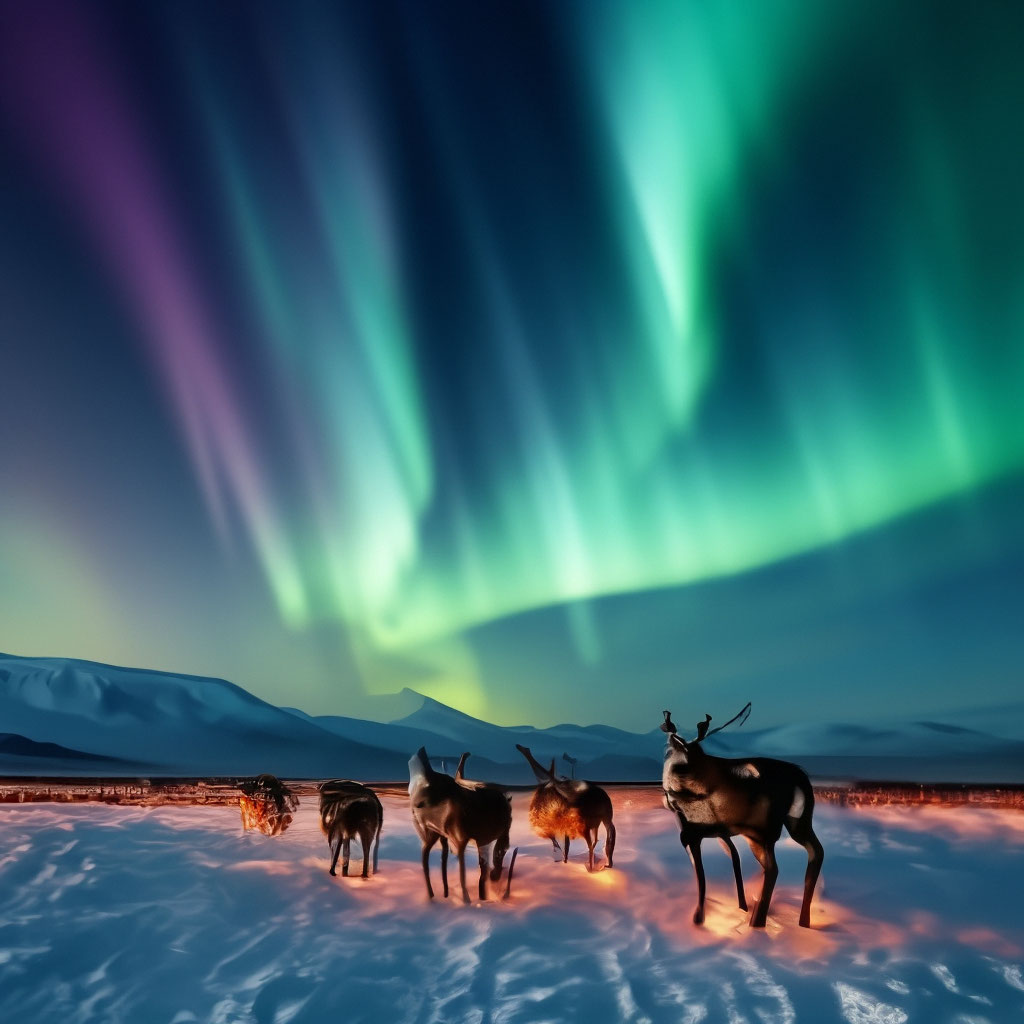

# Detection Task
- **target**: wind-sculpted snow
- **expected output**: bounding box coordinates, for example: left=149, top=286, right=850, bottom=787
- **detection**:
left=0, top=792, right=1022, bottom=1023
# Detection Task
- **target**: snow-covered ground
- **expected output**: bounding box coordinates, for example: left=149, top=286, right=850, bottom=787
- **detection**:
left=1, top=789, right=1022, bottom=1023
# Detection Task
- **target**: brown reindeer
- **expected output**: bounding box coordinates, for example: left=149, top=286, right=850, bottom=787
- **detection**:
left=515, top=744, right=616, bottom=871
left=238, top=774, right=298, bottom=836
left=661, top=709, right=824, bottom=928
left=408, top=747, right=516, bottom=903
left=318, top=780, right=383, bottom=878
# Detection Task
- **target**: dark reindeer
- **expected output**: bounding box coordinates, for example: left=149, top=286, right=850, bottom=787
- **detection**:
left=408, top=747, right=516, bottom=903
left=454, top=752, right=515, bottom=882
left=516, top=744, right=616, bottom=871
left=661, top=708, right=824, bottom=928
left=318, top=780, right=383, bottom=878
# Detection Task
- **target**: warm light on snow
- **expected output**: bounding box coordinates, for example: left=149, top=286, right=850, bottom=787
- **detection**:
left=0, top=790, right=1022, bottom=1022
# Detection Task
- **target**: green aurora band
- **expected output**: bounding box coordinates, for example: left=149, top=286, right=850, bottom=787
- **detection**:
left=1, top=0, right=1022, bottom=717
left=199, top=4, right=1023, bottom=649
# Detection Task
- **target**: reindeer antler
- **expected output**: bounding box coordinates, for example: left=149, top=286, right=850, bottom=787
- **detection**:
left=696, top=714, right=712, bottom=742
left=660, top=710, right=678, bottom=734
left=702, top=702, right=752, bottom=740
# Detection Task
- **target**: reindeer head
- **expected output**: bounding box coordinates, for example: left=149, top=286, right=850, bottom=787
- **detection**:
left=408, top=746, right=434, bottom=796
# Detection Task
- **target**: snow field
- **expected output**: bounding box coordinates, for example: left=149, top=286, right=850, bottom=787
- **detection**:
left=0, top=790, right=1022, bottom=1023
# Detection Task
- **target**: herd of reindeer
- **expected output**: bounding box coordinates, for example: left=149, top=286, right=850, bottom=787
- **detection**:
left=237, top=708, right=825, bottom=929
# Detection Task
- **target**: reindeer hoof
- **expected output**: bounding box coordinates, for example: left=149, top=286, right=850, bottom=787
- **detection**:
left=738, top=898, right=748, bottom=912
left=692, top=908, right=705, bottom=926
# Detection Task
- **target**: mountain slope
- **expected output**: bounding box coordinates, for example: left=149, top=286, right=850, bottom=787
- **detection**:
left=2, top=653, right=1021, bottom=781
left=0, top=654, right=408, bottom=778
left=392, top=694, right=660, bottom=766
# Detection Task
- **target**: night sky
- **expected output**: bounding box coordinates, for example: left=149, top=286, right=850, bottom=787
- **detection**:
left=1, top=1, right=1022, bottom=730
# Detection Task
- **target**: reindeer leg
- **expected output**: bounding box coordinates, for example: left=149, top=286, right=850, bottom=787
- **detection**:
left=502, top=848, right=518, bottom=900
left=747, top=839, right=779, bottom=928
left=719, top=836, right=747, bottom=911
left=372, top=822, right=381, bottom=875
left=585, top=829, right=597, bottom=872
left=675, top=813, right=705, bottom=921
left=341, top=837, right=351, bottom=877
left=686, top=837, right=707, bottom=925
left=421, top=831, right=440, bottom=899
left=329, top=835, right=342, bottom=876
left=605, top=820, right=616, bottom=869
left=490, top=839, right=507, bottom=882
left=477, top=841, right=493, bottom=901
left=562, top=835, right=570, bottom=863
left=550, top=835, right=561, bottom=859
left=457, top=840, right=471, bottom=904
left=360, top=828, right=371, bottom=878
left=440, top=837, right=450, bottom=898
left=785, top=815, right=824, bottom=928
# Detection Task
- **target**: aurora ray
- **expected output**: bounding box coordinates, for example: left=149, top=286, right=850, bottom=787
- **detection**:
left=0, top=0, right=1021, bottom=723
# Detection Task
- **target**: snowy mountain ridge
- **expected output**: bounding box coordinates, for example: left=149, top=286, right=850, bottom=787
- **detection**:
left=1, top=653, right=1022, bottom=781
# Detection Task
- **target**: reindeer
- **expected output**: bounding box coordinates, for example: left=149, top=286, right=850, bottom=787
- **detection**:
left=454, top=753, right=515, bottom=881
left=318, top=780, right=383, bottom=878
left=238, top=773, right=298, bottom=836
left=408, top=747, right=516, bottom=903
left=515, top=744, right=616, bottom=871
left=661, top=708, right=824, bottom=928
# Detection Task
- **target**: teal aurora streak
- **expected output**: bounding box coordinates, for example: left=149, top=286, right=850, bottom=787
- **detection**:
left=0, top=0, right=1022, bottom=721
left=195, top=3, right=1024, bottom=640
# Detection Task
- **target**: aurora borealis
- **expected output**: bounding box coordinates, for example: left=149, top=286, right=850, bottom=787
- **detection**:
left=1, top=1, right=1022, bottom=729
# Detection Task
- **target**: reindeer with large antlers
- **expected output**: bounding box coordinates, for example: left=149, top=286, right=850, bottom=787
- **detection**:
left=408, top=747, right=516, bottom=903
left=516, top=744, right=616, bottom=871
left=661, top=707, right=824, bottom=928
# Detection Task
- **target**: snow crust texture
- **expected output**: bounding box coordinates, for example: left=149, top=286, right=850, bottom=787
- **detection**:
left=0, top=791, right=1022, bottom=1023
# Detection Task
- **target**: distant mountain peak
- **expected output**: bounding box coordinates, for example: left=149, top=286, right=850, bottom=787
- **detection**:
left=3, top=652, right=1022, bottom=782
